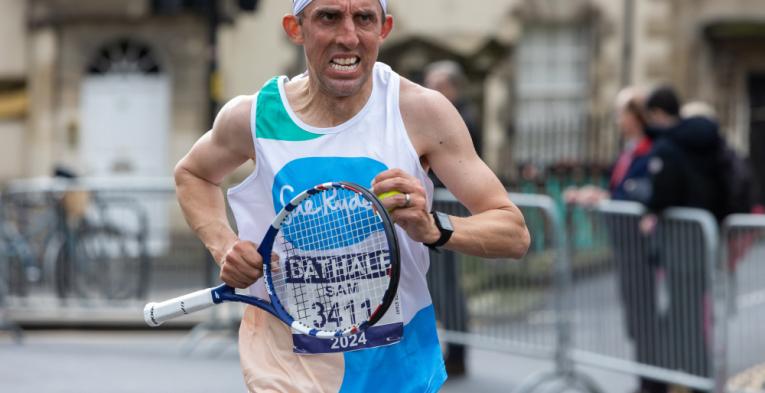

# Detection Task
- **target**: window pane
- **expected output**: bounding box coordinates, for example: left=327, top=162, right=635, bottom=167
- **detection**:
left=514, top=24, right=591, bottom=164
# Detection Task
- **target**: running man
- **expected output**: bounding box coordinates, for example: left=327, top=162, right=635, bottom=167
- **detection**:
left=174, top=1, right=530, bottom=391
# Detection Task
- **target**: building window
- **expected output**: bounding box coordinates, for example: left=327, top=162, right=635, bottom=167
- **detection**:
left=514, top=24, right=591, bottom=165
left=86, top=38, right=162, bottom=75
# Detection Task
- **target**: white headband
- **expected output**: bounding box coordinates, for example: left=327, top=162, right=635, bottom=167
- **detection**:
left=292, top=0, right=388, bottom=16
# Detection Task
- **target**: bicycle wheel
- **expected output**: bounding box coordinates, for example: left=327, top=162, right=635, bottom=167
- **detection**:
left=71, top=225, right=148, bottom=300
left=44, top=233, right=73, bottom=299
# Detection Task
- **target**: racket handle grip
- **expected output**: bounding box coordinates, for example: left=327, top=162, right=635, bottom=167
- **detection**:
left=143, top=288, right=216, bottom=327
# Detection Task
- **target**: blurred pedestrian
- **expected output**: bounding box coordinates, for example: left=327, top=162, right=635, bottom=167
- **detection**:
left=564, top=86, right=652, bottom=205
left=639, top=85, right=722, bottom=393
left=422, top=60, right=478, bottom=377
left=682, top=101, right=761, bottom=215
left=565, top=87, right=665, bottom=393
left=643, top=85, right=725, bottom=219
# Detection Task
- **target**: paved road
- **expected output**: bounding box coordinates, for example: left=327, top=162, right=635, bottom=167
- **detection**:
left=5, top=241, right=761, bottom=392
left=0, top=329, right=637, bottom=393
left=0, top=330, right=243, bottom=393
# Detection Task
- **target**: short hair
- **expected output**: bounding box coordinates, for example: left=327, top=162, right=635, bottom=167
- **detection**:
left=424, top=60, right=467, bottom=89
left=681, top=101, right=717, bottom=120
left=296, top=3, right=387, bottom=25
left=645, top=85, right=681, bottom=117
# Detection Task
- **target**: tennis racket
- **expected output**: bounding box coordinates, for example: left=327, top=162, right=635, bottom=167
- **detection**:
left=143, top=181, right=400, bottom=338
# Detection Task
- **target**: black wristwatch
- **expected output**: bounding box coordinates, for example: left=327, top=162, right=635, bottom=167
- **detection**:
left=424, top=211, right=453, bottom=250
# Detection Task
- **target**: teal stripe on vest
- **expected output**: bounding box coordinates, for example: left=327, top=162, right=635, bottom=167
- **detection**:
left=256, top=77, right=323, bottom=141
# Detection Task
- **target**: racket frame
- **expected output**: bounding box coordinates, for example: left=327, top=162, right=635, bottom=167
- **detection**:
left=217, top=181, right=400, bottom=338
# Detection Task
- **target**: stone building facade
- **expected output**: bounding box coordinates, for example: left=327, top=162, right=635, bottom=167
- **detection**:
left=2, top=0, right=764, bottom=200
left=16, top=0, right=213, bottom=181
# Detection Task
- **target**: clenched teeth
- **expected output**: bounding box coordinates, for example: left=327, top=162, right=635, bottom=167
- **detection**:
left=332, top=57, right=359, bottom=65
left=331, top=64, right=358, bottom=72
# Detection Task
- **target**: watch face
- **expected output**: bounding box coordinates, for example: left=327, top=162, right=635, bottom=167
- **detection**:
left=435, top=211, right=454, bottom=232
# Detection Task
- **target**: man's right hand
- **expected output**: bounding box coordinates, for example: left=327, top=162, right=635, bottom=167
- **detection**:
left=220, top=240, right=267, bottom=288
left=564, top=185, right=609, bottom=207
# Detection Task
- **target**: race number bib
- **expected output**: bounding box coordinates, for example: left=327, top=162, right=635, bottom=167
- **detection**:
left=292, top=294, right=403, bottom=354
left=280, top=247, right=403, bottom=354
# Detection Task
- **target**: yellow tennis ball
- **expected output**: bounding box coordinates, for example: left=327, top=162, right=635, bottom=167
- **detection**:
left=376, top=190, right=402, bottom=200
left=377, top=190, right=402, bottom=212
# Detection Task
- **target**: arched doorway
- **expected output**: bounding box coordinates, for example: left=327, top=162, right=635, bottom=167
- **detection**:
left=79, top=38, right=171, bottom=255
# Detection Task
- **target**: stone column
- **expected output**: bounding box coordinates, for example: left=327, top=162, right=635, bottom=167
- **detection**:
left=26, top=27, right=57, bottom=177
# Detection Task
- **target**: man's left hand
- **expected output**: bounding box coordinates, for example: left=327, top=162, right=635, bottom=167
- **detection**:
left=372, top=168, right=440, bottom=244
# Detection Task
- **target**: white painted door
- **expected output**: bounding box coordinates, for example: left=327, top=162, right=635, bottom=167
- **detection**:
left=80, top=74, right=170, bottom=177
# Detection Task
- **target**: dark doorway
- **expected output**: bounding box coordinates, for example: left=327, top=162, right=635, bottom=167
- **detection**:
left=748, top=73, right=765, bottom=206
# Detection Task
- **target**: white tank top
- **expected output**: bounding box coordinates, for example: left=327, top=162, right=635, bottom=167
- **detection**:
left=227, top=62, right=435, bottom=324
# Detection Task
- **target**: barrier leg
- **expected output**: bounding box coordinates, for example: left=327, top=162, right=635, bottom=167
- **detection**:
left=514, top=370, right=603, bottom=393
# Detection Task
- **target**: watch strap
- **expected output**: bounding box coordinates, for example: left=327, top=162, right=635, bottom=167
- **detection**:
left=424, top=211, right=453, bottom=250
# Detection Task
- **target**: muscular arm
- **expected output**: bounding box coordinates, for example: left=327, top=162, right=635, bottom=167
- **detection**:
left=398, top=79, right=529, bottom=259
left=175, top=96, right=263, bottom=286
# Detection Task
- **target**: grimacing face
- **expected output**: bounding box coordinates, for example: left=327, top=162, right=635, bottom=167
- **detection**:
left=290, top=0, right=392, bottom=98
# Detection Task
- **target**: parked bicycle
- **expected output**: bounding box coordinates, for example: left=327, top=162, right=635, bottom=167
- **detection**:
left=1, top=177, right=151, bottom=302
left=0, top=212, right=38, bottom=299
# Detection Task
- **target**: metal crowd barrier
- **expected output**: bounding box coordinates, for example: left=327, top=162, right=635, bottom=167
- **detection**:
left=430, top=192, right=761, bottom=393
left=566, top=200, right=720, bottom=392
left=722, top=214, right=765, bottom=393
left=5, top=178, right=760, bottom=392
left=0, top=177, right=217, bottom=328
left=430, top=189, right=600, bottom=393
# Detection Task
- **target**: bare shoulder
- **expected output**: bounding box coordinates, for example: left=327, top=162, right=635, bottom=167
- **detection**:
left=399, top=77, right=454, bottom=135
left=214, top=95, right=253, bottom=138
left=399, top=77, right=445, bottom=113
left=399, top=77, right=473, bottom=158
left=212, top=95, right=255, bottom=160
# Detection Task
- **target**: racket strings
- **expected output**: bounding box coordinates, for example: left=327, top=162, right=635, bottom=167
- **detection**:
left=292, top=283, right=310, bottom=321
left=273, top=187, right=392, bottom=332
